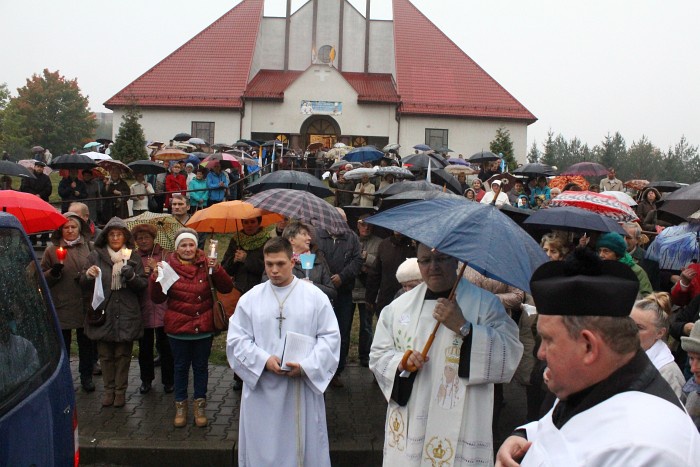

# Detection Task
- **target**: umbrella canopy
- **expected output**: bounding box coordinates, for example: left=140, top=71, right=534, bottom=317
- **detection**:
left=326, top=147, right=351, bottom=160
left=434, top=147, right=454, bottom=153
left=523, top=206, right=627, bottom=235
left=447, top=157, right=469, bottom=166
left=413, top=144, right=432, bottom=151
left=186, top=200, right=282, bottom=233
left=444, top=165, right=479, bottom=176
left=0, top=161, right=35, bottom=179
left=247, top=188, right=349, bottom=235
left=307, top=142, right=324, bottom=151
left=365, top=198, right=548, bottom=292
left=468, top=150, right=500, bottom=163
left=375, top=166, right=414, bottom=180
left=96, top=138, right=113, bottom=145
left=173, top=142, right=196, bottom=151
left=549, top=175, right=590, bottom=191
left=382, top=143, right=400, bottom=153
left=81, top=151, right=112, bottom=161
left=224, top=149, right=259, bottom=166
left=212, top=143, right=234, bottom=151
left=190, top=151, right=210, bottom=160
left=83, top=142, right=101, bottom=149
left=649, top=180, right=687, bottom=193
left=0, top=191, right=66, bottom=234
left=17, top=159, right=52, bottom=176
left=173, top=133, right=192, bottom=142
left=379, top=189, right=463, bottom=211
left=658, top=181, right=700, bottom=220
left=329, top=160, right=360, bottom=171
left=188, top=137, right=208, bottom=146
left=600, top=190, right=637, bottom=207
left=49, top=153, right=97, bottom=170
left=646, top=223, right=700, bottom=270
left=624, top=179, right=650, bottom=192
left=549, top=191, right=639, bottom=222
left=428, top=168, right=462, bottom=195
left=97, top=159, right=133, bottom=175
left=124, top=212, right=183, bottom=251
left=498, top=204, right=533, bottom=225
left=485, top=173, right=521, bottom=191
left=401, top=153, right=448, bottom=170
left=201, top=154, right=241, bottom=170
left=31, top=145, right=45, bottom=153
left=343, top=167, right=377, bottom=181
left=375, top=180, right=441, bottom=197
left=127, top=160, right=167, bottom=175
left=513, top=163, right=557, bottom=178
left=560, top=162, right=608, bottom=177
left=244, top=170, right=333, bottom=198
left=343, top=146, right=384, bottom=163
left=153, top=147, right=189, bottom=161
left=232, top=141, right=250, bottom=149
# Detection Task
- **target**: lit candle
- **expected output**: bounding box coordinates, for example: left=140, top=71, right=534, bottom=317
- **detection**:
left=56, top=246, right=67, bottom=264
left=121, top=247, right=132, bottom=265
left=208, top=240, right=218, bottom=274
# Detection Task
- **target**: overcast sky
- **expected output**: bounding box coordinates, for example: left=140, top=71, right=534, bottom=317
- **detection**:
left=3, top=0, right=698, bottom=153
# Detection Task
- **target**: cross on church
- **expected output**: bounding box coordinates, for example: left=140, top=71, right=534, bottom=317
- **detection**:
left=314, top=68, right=331, bottom=82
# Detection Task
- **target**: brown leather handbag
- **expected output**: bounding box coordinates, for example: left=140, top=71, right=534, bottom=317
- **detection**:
left=207, top=274, right=241, bottom=331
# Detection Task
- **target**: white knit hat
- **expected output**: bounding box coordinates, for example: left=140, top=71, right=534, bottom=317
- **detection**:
left=395, top=258, right=422, bottom=284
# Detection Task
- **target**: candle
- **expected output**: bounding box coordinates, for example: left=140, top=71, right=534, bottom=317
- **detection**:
left=208, top=240, right=218, bottom=274
left=56, top=247, right=67, bottom=264
left=121, top=247, right=132, bottom=264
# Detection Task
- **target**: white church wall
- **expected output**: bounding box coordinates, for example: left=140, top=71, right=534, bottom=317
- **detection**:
left=340, top=2, right=366, bottom=72
left=368, top=20, right=394, bottom=75
left=288, top=1, right=313, bottom=70
left=254, top=17, right=286, bottom=76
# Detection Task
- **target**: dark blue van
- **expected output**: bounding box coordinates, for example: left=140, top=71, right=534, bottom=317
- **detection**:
left=0, top=212, right=78, bottom=466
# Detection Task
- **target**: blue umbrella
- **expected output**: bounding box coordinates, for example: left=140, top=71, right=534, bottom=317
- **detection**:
left=83, top=141, right=101, bottom=149
left=413, top=144, right=432, bottom=151
left=184, top=154, right=201, bottom=166
left=524, top=206, right=627, bottom=235
left=364, top=198, right=548, bottom=292
left=343, top=146, right=384, bottom=163
left=447, top=157, right=469, bottom=166
left=646, top=223, right=700, bottom=270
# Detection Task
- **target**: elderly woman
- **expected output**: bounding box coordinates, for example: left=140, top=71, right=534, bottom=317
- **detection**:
left=471, top=178, right=486, bottom=202
left=597, top=232, right=653, bottom=297
left=480, top=179, right=509, bottom=206
left=81, top=217, right=147, bottom=408
left=540, top=232, right=571, bottom=262
left=464, top=188, right=476, bottom=201
left=630, top=293, right=686, bottom=398
left=352, top=174, right=375, bottom=207
left=267, top=221, right=336, bottom=301
left=41, top=212, right=95, bottom=392
left=132, top=223, right=174, bottom=395
left=150, top=228, right=233, bottom=428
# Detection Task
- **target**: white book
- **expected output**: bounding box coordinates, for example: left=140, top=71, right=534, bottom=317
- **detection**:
left=281, top=331, right=316, bottom=371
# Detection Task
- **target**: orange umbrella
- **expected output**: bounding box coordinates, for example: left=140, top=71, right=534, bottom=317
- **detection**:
left=153, top=147, right=189, bottom=161
left=186, top=200, right=282, bottom=233
left=548, top=175, right=589, bottom=191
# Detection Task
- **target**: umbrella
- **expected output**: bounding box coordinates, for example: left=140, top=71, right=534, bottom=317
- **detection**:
left=560, top=162, right=608, bottom=178
left=201, top=154, right=241, bottom=170
left=498, top=204, right=533, bottom=225
left=428, top=168, right=462, bottom=195
left=245, top=170, right=333, bottom=198
left=173, top=133, right=192, bottom=142
left=226, top=152, right=260, bottom=167
left=401, top=153, right=448, bottom=170
left=379, top=189, right=463, bottom=211
left=343, top=146, right=384, bottom=163
left=31, top=146, right=45, bottom=153
left=326, top=147, right=351, bottom=160
left=343, top=167, right=378, bottom=181
left=513, top=163, right=557, bottom=178
left=83, top=142, right=101, bottom=149
left=549, top=175, right=590, bottom=191
left=549, top=191, right=639, bottom=222
left=444, top=165, right=478, bottom=176
left=146, top=141, right=165, bottom=151
left=96, top=138, right=113, bottom=145
left=188, top=137, right=208, bottom=146
left=624, top=179, right=650, bottom=192
left=600, top=190, right=637, bottom=207
left=212, top=143, right=233, bottom=151
left=646, top=223, right=700, bottom=271
left=191, top=151, right=210, bottom=160
left=468, top=150, right=500, bottom=163
left=376, top=180, right=442, bottom=197
left=81, top=151, right=112, bottom=161
left=523, top=206, right=627, bottom=235
left=173, top=142, right=196, bottom=151
left=97, top=159, right=133, bottom=175
left=485, top=173, right=521, bottom=191
left=186, top=200, right=282, bottom=233
left=649, top=180, right=687, bottom=193
left=124, top=212, right=183, bottom=252
left=365, top=198, right=548, bottom=292
left=0, top=161, right=35, bottom=179
left=447, top=157, right=469, bottom=166
left=232, top=141, right=250, bottom=149
left=18, top=159, right=52, bottom=176
left=434, top=147, right=454, bottom=153
left=413, top=144, right=432, bottom=151
left=329, top=160, right=360, bottom=171
left=0, top=191, right=66, bottom=234
left=375, top=166, right=414, bottom=180
left=334, top=142, right=348, bottom=148
left=658, top=181, right=700, bottom=220
left=183, top=154, right=201, bottom=166
left=153, top=147, right=189, bottom=161
left=49, top=153, right=97, bottom=170
left=383, top=143, right=400, bottom=153
left=262, top=140, right=285, bottom=147
left=307, top=142, right=324, bottom=151
left=246, top=188, right=349, bottom=235
left=127, top=160, right=167, bottom=175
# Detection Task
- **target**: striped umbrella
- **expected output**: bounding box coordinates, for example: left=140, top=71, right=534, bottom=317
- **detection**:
left=646, top=223, right=700, bottom=270
left=549, top=191, right=638, bottom=222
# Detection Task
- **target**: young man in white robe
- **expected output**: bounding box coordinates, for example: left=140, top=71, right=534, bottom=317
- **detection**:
left=227, top=236, right=340, bottom=467
left=370, top=243, right=523, bottom=466
left=496, top=249, right=700, bottom=467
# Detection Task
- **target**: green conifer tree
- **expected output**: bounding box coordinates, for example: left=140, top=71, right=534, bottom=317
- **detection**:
left=111, top=105, right=147, bottom=164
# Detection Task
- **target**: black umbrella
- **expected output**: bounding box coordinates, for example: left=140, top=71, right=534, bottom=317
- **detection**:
left=429, top=168, right=462, bottom=195
left=329, top=160, right=361, bottom=171
left=469, top=150, right=500, bottom=163
left=401, top=153, right=448, bottom=170
left=499, top=204, right=533, bottom=226
left=376, top=180, right=441, bottom=197
left=244, top=170, right=333, bottom=198
left=658, top=181, right=700, bottom=220
left=379, top=189, right=462, bottom=211
left=523, top=206, right=627, bottom=235
left=233, top=141, right=251, bottom=149
left=127, top=160, right=167, bottom=175
left=211, top=143, right=233, bottom=151
left=96, top=138, right=113, bottom=145
left=173, top=133, right=192, bottom=142
left=0, top=161, right=35, bottom=179
left=49, top=154, right=97, bottom=170
left=649, top=180, right=687, bottom=193
left=262, top=140, right=285, bottom=147
left=513, top=163, right=557, bottom=178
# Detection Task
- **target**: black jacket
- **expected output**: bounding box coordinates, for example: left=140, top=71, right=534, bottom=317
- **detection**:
left=365, top=235, right=416, bottom=311
left=314, top=229, right=363, bottom=292
left=20, top=172, right=52, bottom=201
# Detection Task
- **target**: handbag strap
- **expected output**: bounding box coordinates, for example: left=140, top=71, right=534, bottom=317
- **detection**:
left=206, top=271, right=219, bottom=305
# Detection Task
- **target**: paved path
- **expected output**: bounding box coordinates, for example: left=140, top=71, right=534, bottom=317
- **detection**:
left=74, top=360, right=527, bottom=466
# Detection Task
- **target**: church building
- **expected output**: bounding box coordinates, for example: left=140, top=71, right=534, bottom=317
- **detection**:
left=105, top=0, right=536, bottom=158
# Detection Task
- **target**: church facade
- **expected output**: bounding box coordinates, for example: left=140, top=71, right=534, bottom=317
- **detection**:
left=106, top=0, right=536, bottom=159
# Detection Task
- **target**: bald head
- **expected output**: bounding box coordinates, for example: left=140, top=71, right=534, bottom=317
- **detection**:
left=69, top=202, right=90, bottom=222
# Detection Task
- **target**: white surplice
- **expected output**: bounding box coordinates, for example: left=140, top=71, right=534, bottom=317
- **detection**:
left=227, top=277, right=340, bottom=467
left=370, top=279, right=523, bottom=466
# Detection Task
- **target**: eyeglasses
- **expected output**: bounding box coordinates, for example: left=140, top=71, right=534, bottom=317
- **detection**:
left=416, top=255, right=453, bottom=266
left=108, top=232, right=125, bottom=238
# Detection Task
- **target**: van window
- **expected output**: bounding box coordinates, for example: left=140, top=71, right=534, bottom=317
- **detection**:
left=0, top=228, right=61, bottom=412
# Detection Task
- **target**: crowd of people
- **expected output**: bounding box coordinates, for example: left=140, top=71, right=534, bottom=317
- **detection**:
left=10, top=147, right=700, bottom=465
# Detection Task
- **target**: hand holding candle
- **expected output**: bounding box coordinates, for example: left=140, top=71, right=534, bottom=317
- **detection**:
left=56, top=246, right=67, bottom=264
left=121, top=247, right=132, bottom=265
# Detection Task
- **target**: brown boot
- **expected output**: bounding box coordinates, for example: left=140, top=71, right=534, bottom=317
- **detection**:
left=101, top=392, right=115, bottom=407
left=173, top=401, right=188, bottom=428
left=193, top=398, right=208, bottom=427
left=113, top=393, right=126, bottom=408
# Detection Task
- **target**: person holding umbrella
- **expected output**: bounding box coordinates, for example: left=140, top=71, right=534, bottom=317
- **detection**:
left=480, top=179, right=509, bottom=207
left=20, top=161, right=52, bottom=245
left=57, top=169, right=88, bottom=213
left=101, top=167, right=130, bottom=219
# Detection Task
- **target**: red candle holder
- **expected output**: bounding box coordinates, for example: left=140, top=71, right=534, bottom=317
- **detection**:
left=56, top=247, right=67, bottom=264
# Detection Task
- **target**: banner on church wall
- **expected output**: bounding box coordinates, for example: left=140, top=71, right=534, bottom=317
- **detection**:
left=300, top=100, right=342, bottom=116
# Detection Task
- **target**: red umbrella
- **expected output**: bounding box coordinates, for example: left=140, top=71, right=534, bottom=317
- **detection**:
left=549, top=191, right=639, bottom=222
left=201, top=154, right=241, bottom=170
left=0, top=191, right=67, bottom=234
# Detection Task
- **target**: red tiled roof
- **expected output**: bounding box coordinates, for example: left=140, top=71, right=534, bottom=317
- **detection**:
left=392, top=0, right=536, bottom=122
left=244, top=69, right=400, bottom=104
left=104, top=0, right=264, bottom=110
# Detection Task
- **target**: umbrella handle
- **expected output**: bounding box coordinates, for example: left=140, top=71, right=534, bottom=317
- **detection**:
left=399, top=262, right=468, bottom=373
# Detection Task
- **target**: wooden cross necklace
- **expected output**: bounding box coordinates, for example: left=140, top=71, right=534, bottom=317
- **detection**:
left=270, top=277, right=300, bottom=338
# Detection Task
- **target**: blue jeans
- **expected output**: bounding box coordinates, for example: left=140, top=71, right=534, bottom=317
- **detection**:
left=334, top=289, right=354, bottom=374
left=168, top=336, right=212, bottom=402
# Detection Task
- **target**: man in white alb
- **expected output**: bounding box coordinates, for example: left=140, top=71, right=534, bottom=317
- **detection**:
left=227, top=236, right=340, bottom=467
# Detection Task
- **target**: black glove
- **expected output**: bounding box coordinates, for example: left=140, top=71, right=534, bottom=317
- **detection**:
left=50, top=263, right=64, bottom=277
left=121, top=264, right=136, bottom=281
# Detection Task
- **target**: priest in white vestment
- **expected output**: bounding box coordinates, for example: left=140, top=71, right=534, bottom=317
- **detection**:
left=227, top=237, right=340, bottom=467
left=370, top=244, right=523, bottom=466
